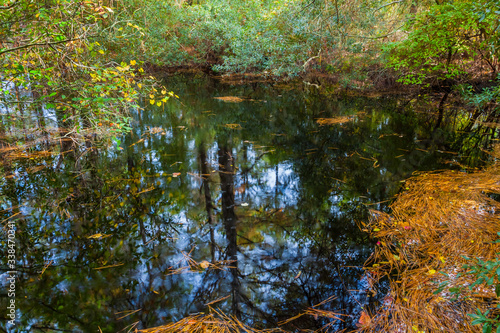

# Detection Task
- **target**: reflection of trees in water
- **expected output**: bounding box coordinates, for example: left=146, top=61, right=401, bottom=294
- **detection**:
left=2, top=75, right=487, bottom=331
left=218, top=143, right=241, bottom=315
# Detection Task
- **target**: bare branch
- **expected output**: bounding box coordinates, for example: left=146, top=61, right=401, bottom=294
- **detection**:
left=0, top=38, right=80, bottom=56
left=373, top=1, right=403, bottom=13
left=0, top=1, right=20, bottom=10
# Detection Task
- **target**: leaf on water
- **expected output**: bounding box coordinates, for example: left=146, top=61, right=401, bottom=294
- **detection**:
left=316, top=114, right=363, bottom=126
left=199, top=261, right=210, bottom=269
left=172, top=172, right=181, bottom=177
left=357, top=311, right=371, bottom=328
left=214, top=96, right=245, bottom=103
left=87, top=233, right=111, bottom=240
left=224, top=123, right=242, bottom=129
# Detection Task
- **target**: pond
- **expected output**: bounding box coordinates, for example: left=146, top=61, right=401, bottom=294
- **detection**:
left=1, top=74, right=461, bottom=332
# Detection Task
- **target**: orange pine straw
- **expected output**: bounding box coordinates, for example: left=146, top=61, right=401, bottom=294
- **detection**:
left=357, top=145, right=500, bottom=332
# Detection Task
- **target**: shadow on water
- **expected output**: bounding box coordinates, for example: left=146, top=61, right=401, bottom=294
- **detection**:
left=0, top=74, right=472, bottom=332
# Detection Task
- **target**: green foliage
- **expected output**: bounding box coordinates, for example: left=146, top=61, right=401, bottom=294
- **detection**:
left=387, top=0, right=500, bottom=85
left=465, top=253, right=500, bottom=333
left=458, top=80, right=500, bottom=109
left=112, top=0, right=413, bottom=79
left=445, top=235, right=500, bottom=333
left=0, top=0, right=167, bottom=143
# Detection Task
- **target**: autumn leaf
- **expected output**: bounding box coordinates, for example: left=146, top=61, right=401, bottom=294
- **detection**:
left=214, top=96, right=245, bottom=103
left=357, top=311, right=371, bottom=328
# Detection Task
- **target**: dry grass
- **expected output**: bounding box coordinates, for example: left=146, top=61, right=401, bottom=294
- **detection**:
left=164, top=248, right=235, bottom=276
left=0, top=128, right=94, bottom=165
left=358, top=146, right=500, bottom=332
left=139, top=308, right=284, bottom=333
left=142, top=294, right=344, bottom=332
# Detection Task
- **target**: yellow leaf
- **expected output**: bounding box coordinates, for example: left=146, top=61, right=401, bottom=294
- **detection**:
left=99, top=50, right=104, bottom=54
left=138, top=83, right=142, bottom=89
left=130, top=60, right=137, bottom=65
left=199, top=261, right=210, bottom=269
left=156, top=101, right=161, bottom=106
left=88, top=233, right=103, bottom=239
left=149, top=100, right=155, bottom=105
left=161, top=89, right=167, bottom=95
left=149, top=94, right=154, bottom=99
left=428, top=269, right=436, bottom=275
left=373, top=228, right=380, bottom=232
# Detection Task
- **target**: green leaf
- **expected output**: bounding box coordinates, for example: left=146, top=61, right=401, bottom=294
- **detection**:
left=487, top=276, right=495, bottom=285
left=472, top=319, right=484, bottom=325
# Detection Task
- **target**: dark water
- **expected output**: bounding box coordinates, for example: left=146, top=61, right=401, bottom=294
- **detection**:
left=1, top=75, right=459, bottom=332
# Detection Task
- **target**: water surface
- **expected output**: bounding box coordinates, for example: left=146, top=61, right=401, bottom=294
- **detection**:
left=0, top=75, right=457, bottom=332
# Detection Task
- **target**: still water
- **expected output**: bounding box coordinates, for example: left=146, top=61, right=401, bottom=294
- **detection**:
left=1, top=75, right=459, bottom=332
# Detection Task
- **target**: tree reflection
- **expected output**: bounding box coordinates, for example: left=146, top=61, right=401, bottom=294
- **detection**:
left=0, top=74, right=468, bottom=332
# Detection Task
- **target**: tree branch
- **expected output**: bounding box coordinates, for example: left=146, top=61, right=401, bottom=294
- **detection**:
left=373, top=1, right=403, bottom=13
left=0, top=1, right=20, bottom=10
left=0, top=37, right=81, bottom=56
